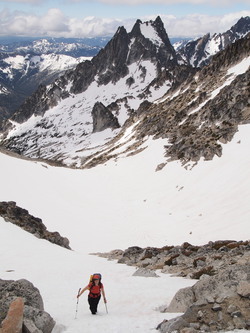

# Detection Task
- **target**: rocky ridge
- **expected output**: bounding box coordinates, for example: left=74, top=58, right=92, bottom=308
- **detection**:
left=0, top=53, right=88, bottom=123
left=4, top=16, right=178, bottom=126
left=0, top=201, right=71, bottom=249
left=176, top=16, right=250, bottom=67
left=0, top=18, right=249, bottom=170
left=0, top=16, right=194, bottom=166
left=73, top=34, right=250, bottom=169
left=94, top=239, right=250, bottom=332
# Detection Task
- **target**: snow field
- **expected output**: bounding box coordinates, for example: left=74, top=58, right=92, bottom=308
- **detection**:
left=0, top=124, right=250, bottom=332
left=0, top=219, right=194, bottom=333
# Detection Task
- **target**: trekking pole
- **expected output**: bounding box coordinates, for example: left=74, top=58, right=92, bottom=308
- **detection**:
left=75, top=288, right=81, bottom=319
left=104, top=302, right=108, bottom=314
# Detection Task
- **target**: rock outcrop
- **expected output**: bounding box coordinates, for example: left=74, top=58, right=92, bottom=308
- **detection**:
left=157, top=264, right=250, bottom=332
left=132, top=34, right=250, bottom=167
left=0, top=297, right=24, bottom=333
left=0, top=279, right=55, bottom=333
left=95, top=240, right=250, bottom=332
left=0, top=201, right=71, bottom=249
left=92, top=102, right=120, bottom=133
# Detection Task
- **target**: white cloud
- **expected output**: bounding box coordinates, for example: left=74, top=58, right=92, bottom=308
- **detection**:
left=0, top=0, right=43, bottom=3
left=159, top=11, right=250, bottom=37
left=1, top=0, right=250, bottom=4
left=71, top=0, right=250, bottom=4
left=0, top=9, right=249, bottom=38
left=0, top=8, right=70, bottom=36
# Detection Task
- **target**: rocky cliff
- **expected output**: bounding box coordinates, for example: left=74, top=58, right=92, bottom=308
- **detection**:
left=73, top=34, right=250, bottom=170
left=0, top=16, right=193, bottom=168
left=0, top=201, right=71, bottom=249
left=176, top=16, right=250, bottom=67
left=95, top=239, right=250, bottom=332
left=0, top=53, right=87, bottom=124
left=0, top=17, right=249, bottom=170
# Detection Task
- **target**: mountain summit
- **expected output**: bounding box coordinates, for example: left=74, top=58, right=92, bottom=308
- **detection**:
left=176, top=16, right=250, bottom=67
left=0, top=16, right=190, bottom=166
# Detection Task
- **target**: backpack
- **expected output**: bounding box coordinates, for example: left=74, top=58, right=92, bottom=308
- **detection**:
left=88, top=273, right=103, bottom=298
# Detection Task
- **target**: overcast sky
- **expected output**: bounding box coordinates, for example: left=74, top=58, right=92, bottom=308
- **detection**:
left=0, top=0, right=249, bottom=38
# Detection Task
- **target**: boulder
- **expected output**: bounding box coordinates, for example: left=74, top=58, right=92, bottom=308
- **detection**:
left=158, top=264, right=250, bottom=332
left=0, top=279, right=55, bottom=333
left=1, top=297, right=24, bottom=333
left=23, top=318, right=43, bottom=333
left=0, top=279, right=44, bottom=322
left=164, top=287, right=195, bottom=313
left=157, top=316, right=189, bottom=333
left=132, top=268, right=159, bottom=277
left=23, top=306, right=55, bottom=333
left=237, top=280, right=250, bottom=298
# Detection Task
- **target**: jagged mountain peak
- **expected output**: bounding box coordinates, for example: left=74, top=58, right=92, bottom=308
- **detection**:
left=0, top=16, right=184, bottom=166
left=70, top=34, right=250, bottom=170
left=1, top=17, right=249, bottom=170
left=230, top=16, right=250, bottom=36
left=130, top=16, right=174, bottom=51
left=176, top=16, right=250, bottom=67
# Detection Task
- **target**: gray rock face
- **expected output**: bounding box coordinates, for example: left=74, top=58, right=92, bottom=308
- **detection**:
left=157, top=265, right=250, bottom=332
left=3, top=16, right=176, bottom=130
left=0, top=279, right=44, bottom=315
left=0, top=279, right=55, bottom=333
left=92, top=102, right=120, bottom=133
left=176, top=16, right=250, bottom=67
left=134, top=34, right=250, bottom=166
left=98, top=240, right=250, bottom=332
left=0, top=201, right=71, bottom=249
left=0, top=20, right=249, bottom=169
left=23, top=306, right=55, bottom=333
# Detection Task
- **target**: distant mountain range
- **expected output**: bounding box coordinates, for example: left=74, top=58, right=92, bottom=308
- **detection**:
left=0, top=37, right=112, bottom=120
left=1, top=17, right=248, bottom=122
left=0, top=16, right=249, bottom=170
left=0, top=36, right=111, bottom=56
left=0, top=52, right=89, bottom=120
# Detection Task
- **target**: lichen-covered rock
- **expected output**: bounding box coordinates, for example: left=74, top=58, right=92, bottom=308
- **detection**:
left=0, top=279, right=44, bottom=320
left=0, top=279, right=55, bottom=333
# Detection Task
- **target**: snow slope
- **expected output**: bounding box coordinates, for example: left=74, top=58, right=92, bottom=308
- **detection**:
left=0, top=124, right=250, bottom=332
left=4, top=56, right=171, bottom=167
left=2, top=53, right=89, bottom=80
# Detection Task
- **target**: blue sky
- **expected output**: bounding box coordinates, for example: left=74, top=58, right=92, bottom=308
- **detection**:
left=0, top=0, right=249, bottom=38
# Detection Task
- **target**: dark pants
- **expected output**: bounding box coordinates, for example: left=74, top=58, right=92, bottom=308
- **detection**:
left=88, top=295, right=101, bottom=314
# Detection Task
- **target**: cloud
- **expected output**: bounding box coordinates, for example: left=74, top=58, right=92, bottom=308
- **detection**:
left=159, top=11, right=250, bottom=36
left=2, top=0, right=250, bottom=4
left=0, top=0, right=43, bottom=3
left=0, top=9, right=249, bottom=38
left=69, top=0, right=250, bottom=4
left=0, top=8, right=70, bottom=36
